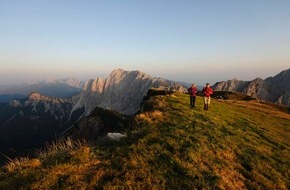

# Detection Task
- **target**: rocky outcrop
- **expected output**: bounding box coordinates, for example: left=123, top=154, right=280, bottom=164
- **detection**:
left=277, top=93, right=290, bottom=106
left=212, top=78, right=250, bottom=92
left=241, top=78, right=271, bottom=100
left=72, top=69, right=187, bottom=115
left=9, top=100, right=21, bottom=107
left=28, top=92, right=70, bottom=104
left=69, top=107, right=132, bottom=143
left=213, top=68, right=290, bottom=106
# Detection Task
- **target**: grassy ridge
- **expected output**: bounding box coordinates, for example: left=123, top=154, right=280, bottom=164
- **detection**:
left=0, top=93, right=289, bottom=189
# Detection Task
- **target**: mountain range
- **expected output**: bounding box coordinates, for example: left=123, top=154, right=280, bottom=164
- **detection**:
left=0, top=78, right=85, bottom=102
left=0, top=68, right=289, bottom=162
left=0, top=69, right=186, bottom=157
left=213, top=68, right=290, bottom=106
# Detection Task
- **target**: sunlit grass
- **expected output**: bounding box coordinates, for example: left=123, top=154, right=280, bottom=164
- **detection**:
left=0, top=92, right=289, bottom=189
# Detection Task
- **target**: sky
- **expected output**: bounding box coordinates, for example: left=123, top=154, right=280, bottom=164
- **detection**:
left=0, top=0, right=289, bottom=85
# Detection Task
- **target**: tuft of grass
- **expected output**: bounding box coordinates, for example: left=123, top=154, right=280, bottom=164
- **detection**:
left=38, top=137, right=88, bottom=156
left=5, top=158, right=40, bottom=173
left=0, top=92, right=289, bottom=189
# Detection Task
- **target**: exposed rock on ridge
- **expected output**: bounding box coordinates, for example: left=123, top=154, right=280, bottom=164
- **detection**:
left=28, top=92, right=70, bottom=104
left=213, top=68, right=290, bottom=106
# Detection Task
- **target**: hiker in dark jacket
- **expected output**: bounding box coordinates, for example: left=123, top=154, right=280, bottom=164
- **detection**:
left=202, top=83, right=213, bottom=110
left=188, top=83, right=198, bottom=108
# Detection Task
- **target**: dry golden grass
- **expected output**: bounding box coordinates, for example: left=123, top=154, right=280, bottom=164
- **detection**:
left=5, top=158, right=41, bottom=173
left=38, top=137, right=88, bottom=156
left=137, top=110, right=164, bottom=123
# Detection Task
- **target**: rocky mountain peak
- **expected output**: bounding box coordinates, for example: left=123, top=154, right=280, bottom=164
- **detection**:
left=109, top=69, right=148, bottom=81
left=252, top=77, right=264, bottom=82
left=213, top=78, right=249, bottom=92
left=110, top=68, right=127, bottom=76
left=213, top=68, right=290, bottom=106
left=29, top=92, right=45, bottom=100
left=28, top=92, right=69, bottom=104
left=266, top=68, right=290, bottom=85
left=230, top=78, right=239, bottom=82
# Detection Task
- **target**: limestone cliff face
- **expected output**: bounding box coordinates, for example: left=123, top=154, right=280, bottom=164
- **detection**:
left=241, top=78, right=271, bottom=100
left=277, top=93, right=290, bottom=106
left=266, top=68, right=290, bottom=104
left=212, top=78, right=249, bottom=92
left=72, top=69, right=187, bottom=115
left=213, top=68, right=290, bottom=106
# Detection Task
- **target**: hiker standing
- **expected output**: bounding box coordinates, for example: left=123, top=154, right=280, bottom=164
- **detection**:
left=188, top=83, right=198, bottom=108
left=202, top=83, right=213, bottom=110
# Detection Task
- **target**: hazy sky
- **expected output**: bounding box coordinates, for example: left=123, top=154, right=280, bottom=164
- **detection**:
left=0, top=0, right=289, bottom=85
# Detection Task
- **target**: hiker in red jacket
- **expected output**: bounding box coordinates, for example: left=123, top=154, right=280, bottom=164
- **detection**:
left=188, top=83, right=198, bottom=108
left=202, top=83, right=213, bottom=110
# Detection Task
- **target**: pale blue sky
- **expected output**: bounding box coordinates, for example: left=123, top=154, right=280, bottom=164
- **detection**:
left=0, top=0, right=289, bottom=85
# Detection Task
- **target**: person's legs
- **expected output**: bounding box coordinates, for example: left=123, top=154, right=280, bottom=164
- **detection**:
left=204, top=97, right=210, bottom=110
left=190, top=96, right=193, bottom=106
left=207, top=97, right=211, bottom=109
left=192, top=96, right=196, bottom=107
left=203, top=97, right=207, bottom=110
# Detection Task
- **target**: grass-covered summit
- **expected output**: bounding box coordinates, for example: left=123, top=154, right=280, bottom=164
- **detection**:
left=1, top=92, right=289, bottom=189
